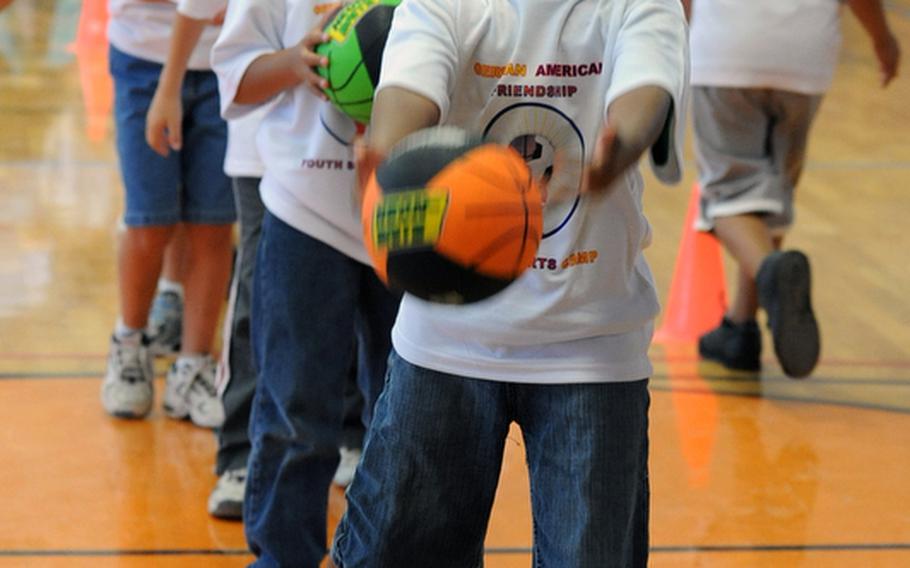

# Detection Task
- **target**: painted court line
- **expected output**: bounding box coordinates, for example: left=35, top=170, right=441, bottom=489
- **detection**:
left=2, top=543, right=909, bottom=557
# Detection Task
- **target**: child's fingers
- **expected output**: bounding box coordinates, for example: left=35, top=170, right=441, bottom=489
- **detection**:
left=300, top=29, right=330, bottom=64
left=583, top=124, right=618, bottom=193
left=145, top=121, right=170, bottom=158
left=167, top=114, right=182, bottom=152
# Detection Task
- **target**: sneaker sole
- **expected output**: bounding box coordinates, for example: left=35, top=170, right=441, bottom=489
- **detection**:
left=108, top=408, right=151, bottom=419
left=209, top=500, right=243, bottom=520
left=163, top=402, right=189, bottom=420
left=768, top=252, right=820, bottom=378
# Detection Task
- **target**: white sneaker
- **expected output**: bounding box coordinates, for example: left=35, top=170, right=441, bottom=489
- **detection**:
left=163, top=355, right=225, bottom=428
left=332, top=446, right=362, bottom=488
left=147, top=290, right=182, bottom=356
left=208, top=468, right=246, bottom=520
left=101, top=334, right=154, bottom=419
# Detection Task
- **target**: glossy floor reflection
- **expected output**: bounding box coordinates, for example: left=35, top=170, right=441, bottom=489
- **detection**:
left=1, top=1, right=909, bottom=566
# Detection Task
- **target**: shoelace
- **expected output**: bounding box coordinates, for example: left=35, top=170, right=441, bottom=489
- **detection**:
left=190, top=366, right=219, bottom=397
left=115, top=343, right=146, bottom=384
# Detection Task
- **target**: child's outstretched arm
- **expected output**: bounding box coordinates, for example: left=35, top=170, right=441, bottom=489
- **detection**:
left=145, top=12, right=209, bottom=156
left=354, top=86, right=441, bottom=195
left=846, top=0, right=901, bottom=86
left=584, top=85, right=672, bottom=194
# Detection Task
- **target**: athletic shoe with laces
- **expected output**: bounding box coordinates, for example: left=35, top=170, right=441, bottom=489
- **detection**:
left=756, top=250, right=820, bottom=378
left=163, top=355, right=225, bottom=428
left=332, top=446, right=362, bottom=488
left=698, top=317, right=762, bottom=372
left=208, top=468, right=246, bottom=520
left=147, top=290, right=182, bottom=356
left=101, top=333, right=154, bottom=418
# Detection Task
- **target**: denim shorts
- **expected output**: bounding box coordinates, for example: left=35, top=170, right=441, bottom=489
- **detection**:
left=109, top=45, right=235, bottom=226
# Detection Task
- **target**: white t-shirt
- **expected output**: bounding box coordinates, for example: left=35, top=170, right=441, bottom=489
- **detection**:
left=108, top=0, right=221, bottom=70
left=212, top=0, right=366, bottom=262
left=689, top=0, right=843, bottom=94
left=380, top=0, right=689, bottom=384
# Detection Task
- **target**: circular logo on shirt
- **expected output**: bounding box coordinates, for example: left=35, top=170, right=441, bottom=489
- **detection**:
left=483, top=102, right=585, bottom=238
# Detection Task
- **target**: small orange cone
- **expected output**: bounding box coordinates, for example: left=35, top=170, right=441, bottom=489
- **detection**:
left=70, top=0, right=113, bottom=143
left=654, top=184, right=727, bottom=344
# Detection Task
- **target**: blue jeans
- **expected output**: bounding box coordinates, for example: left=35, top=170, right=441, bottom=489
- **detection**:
left=332, top=351, right=650, bottom=568
left=109, top=45, right=234, bottom=226
left=247, top=212, right=400, bottom=567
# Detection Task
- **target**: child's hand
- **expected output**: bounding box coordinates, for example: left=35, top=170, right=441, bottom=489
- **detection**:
left=581, top=123, right=619, bottom=195
left=145, top=90, right=182, bottom=157
left=292, top=27, right=331, bottom=100
left=874, top=32, right=901, bottom=87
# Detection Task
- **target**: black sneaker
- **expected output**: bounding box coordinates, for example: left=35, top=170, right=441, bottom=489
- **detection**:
left=756, top=250, right=820, bottom=379
left=698, top=317, right=762, bottom=372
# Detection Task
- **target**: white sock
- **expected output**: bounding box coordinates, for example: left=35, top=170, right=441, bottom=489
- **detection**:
left=114, top=318, right=143, bottom=343
left=176, top=353, right=210, bottom=369
left=157, top=278, right=184, bottom=297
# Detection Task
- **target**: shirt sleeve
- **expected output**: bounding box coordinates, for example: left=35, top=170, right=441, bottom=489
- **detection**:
left=375, top=0, right=459, bottom=123
left=605, top=0, right=689, bottom=184
left=176, top=0, right=225, bottom=20
left=210, top=0, right=286, bottom=120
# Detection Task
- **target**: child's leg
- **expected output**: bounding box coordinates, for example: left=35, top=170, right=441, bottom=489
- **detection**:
left=178, top=68, right=236, bottom=356
left=331, top=351, right=510, bottom=568
left=161, top=223, right=187, bottom=284
left=246, top=212, right=361, bottom=567
left=156, top=68, right=235, bottom=427
left=211, top=177, right=264, bottom=518
left=713, top=213, right=773, bottom=323
left=518, top=379, right=650, bottom=568
left=180, top=223, right=233, bottom=354
left=118, top=225, right=176, bottom=329
left=147, top=227, right=186, bottom=356
left=102, top=46, right=185, bottom=419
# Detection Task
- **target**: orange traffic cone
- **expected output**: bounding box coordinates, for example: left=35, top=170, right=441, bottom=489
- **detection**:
left=70, top=0, right=113, bottom=142
left=654, top=184, right=727, bottom=344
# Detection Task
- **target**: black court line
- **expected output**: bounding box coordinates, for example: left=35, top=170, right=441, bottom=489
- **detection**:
left=2, top=371, right=910, bottom=415
left=0, top=549, right=250, bottom=557
left=3, top=543, right=909, bottom=557
left=648, top=383, right=910, bottom=416
left=4, top=370, right=910, bottom=387
left=649, top=542, right=910, bottom=554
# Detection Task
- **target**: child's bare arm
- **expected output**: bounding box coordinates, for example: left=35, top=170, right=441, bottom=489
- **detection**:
left=846, top=0, right=901, bottom=86
left=354, top=86, right=441, bottom=194
left=585, top=85, right=672, bottom=194
left=145, top=13, right=207, bottom=156
left=233, top=27, right=329, bottom=105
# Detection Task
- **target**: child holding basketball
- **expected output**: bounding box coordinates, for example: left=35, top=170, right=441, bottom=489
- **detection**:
left=330, top=0, right=688, bottom=565
left=211, top=0, right=400, bottom=564
left=101, top=0, right=233, bottom=426
left=684, top=0, right=900, bottom=377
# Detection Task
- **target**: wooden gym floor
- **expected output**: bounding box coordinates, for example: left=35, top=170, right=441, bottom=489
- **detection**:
left=1, top=1, right=908, bottom=566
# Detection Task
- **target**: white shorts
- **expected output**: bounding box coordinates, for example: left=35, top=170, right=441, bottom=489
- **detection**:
left=693, top=86, right=822, bottom=233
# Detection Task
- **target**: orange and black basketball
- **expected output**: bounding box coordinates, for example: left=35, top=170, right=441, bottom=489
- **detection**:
left=362, top=127, right=543, bottom=304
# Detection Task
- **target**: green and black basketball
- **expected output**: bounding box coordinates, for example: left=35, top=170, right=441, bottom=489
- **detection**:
left=316, top=0, right=402, bottom=125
